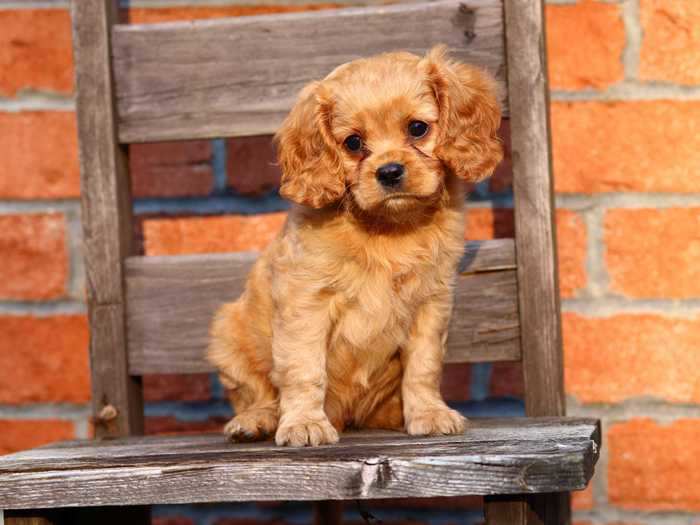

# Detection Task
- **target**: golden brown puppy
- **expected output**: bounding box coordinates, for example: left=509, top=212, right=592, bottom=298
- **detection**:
left=209, top=46, right=502, bottom=447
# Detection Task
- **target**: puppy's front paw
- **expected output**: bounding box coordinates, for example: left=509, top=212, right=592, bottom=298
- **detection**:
left=275, top=416, right=339, bottom=447
left=224, top=408, right=278, bottom=442
left=405, top=407, right=466, bottom=436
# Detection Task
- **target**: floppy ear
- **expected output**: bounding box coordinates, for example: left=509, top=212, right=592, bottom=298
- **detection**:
left=422, top=46, right=503, bottom=182
left=274, top=82, right=345, bottom=208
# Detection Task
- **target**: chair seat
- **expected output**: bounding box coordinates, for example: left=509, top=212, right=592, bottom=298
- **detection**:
left=0, top=417, right=599, bottom=510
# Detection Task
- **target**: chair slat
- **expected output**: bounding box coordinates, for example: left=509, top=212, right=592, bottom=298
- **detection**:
left=112, top=0, right=506, bottom=143
left=125, top=239, right=520, bottom=375
left=0, top=418, right=600, bottom=509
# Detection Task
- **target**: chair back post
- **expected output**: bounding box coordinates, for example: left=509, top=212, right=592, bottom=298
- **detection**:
left=485, top=1, right=570, bottom=524
left=71, top=0, right=144, bottom=439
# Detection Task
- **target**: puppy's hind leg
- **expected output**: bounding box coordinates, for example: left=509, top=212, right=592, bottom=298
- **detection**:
left=209, top=302, right=279, bottom=442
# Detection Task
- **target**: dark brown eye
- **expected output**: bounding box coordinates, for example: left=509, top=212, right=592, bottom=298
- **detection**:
left=344, top=134, right=363, bottom=152
left=408, top=120, right=429, bottom=138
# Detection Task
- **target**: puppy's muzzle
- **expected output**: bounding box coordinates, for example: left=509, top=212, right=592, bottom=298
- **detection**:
left=376, top=162, right=405, bottom=188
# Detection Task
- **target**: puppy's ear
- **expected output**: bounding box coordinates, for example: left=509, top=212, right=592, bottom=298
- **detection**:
left=275, top=82, right=345, bottom=208
left=422, top=46, right=503, bottom=182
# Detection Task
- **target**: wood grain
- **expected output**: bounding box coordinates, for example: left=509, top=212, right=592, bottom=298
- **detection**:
left=0, top=418, right=600, bottom=510
left=71, top=0, right=144, bottom=439
left=125, top=239, right=520, bottom=374
left=112, top=0, right=507, bottom=143
left=492, top=1, right=569, bottom=523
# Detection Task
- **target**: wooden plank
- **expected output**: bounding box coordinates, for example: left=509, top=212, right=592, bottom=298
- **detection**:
left=485, top=495, right=526, bottom=525
left=502, top=0, right=568, bottom=523
left=505, top=0, right=564, bottom=419
left=71, top=1, right=144, bottom=439
left=112, top=0, right=507, bottom=143
left=124, top=239, right=519, bottom=374
left=0, top=418, right=600, bottom=509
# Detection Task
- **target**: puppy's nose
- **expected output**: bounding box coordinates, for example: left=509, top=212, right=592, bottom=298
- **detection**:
left=376, top=163, right=405, bottom=187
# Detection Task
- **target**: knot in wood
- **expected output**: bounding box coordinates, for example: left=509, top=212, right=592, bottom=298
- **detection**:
left=359, top=457, right=392, bottom=497
left=97, top=404, right=118, bottom=422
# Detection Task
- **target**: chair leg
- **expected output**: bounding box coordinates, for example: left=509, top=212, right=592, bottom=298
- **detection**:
left=313, top=501, right=343, bottom=525
left=485, top=493, right=570, bottom=525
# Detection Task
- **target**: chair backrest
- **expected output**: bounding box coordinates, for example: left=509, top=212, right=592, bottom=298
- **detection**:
left=71, top=0, right=563, bottom=441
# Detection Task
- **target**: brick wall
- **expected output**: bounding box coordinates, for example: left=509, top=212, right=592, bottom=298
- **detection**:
left=0, top=1, right=698, bottom=524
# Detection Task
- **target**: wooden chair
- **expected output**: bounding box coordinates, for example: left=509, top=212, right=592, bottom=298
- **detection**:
left=0, top=1, right=600, bottom=524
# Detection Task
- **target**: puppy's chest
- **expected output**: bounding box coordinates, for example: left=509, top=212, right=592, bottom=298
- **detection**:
left=330, top=258, right=441, bottom=349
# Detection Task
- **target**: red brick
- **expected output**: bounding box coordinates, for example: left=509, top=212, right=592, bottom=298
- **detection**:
left=125, top=4, right=338, bottom=24
left=546, top=1, right=624, bottom=90
left=609, top=419, right=700, bottom=510
left=0, top=419, right=74, bottom=455
left=0, top=315, right=90, bottom=404
left=563, top=313, right=700, bottom=403
left=0, top=214, right=68, bottom=300
left=0, top=111, right=80, bottom=199
left=143, top=374, right=212, bottom=402
left=464, top=208, right=515, bottom=240
left=145, top=416, right=228, bottom=436
left=130, top=141, right=213, bottom=198
left=143, top=213, right=287, bottom=255
left=557, top=210, right=587, bottom=298
left=227, top=136, right=281, bottom=196
left=440, top=363, right=471, bottom=402
left=489, top=362, right=524, bottom=398
left=605, top=208, right=700, bottom=298
left=551, top=101, right=700, bottom=193
left=0, top=9, right=73, bottom=96
left=640, top=0, right=700, bottom=85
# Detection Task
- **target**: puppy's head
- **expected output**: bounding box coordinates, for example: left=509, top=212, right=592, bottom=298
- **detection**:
left=275, top=46, right=503, bottom=217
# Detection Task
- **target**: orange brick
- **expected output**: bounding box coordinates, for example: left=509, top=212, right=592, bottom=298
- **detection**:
left=546, top=1, right=625, bottom=90
left=0, top=9, right=73, bottom=96
left=605, top=208, right=700, bottom=298
left=640, top=0, right=700, bottom=85
left=0, top=214, right=68, bottom=300
left=143, top=213, right=287, bottom=255
left=609, top=419, right=700, bottom=510
left=0, top=316, right=90, bottom=404
left=126, top=4, right=337, bottom=24
left=0, top=112, right=80, bottom=199
left=466, top=209, right=586, bottom=297
left=464, top=208, right=515, bottom=240
left=563, top=313, right=700, bottom=403
left=572, top=484, right=594, bottom=511
left=0, top=420, right=74, bottom=455
left=551, top=101, right=700, bottom=193
left=557, top=210, right=587, bottom=298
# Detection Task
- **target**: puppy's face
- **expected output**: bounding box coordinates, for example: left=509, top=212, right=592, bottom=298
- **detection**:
left=276, top=47, right=503, bottom=218
left=327, top=54, right=443, bottom=215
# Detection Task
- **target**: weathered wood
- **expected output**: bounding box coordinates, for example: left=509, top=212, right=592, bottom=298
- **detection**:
left=501, top=0, right=568, bottom=523
left=71, top=1, right=144, bottom=438
left=124, top=239, right=519, bottom=374
left=0, top=418, right=599, bottom=510
left=112, top=0, right=507, bottom=143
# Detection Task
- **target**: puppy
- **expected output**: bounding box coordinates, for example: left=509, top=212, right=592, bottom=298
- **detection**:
left=208, top=46, right=502, bottom=447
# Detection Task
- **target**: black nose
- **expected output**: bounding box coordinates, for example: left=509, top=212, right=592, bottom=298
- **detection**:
left=376, top=163, right=405, bottom=187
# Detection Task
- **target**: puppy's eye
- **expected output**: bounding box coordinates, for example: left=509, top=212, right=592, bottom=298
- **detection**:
left=344, top=134, right=363, bottom=153
left=408, top=120, right=429, bottom=139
